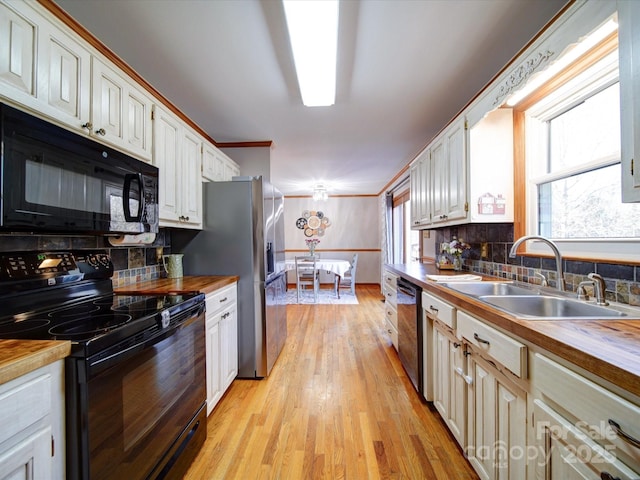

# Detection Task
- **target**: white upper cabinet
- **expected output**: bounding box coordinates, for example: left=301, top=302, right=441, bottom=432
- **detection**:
left=411, top=117, right=468, bottom=229
left=0, top=1, right=37, bottom=102
left=202, top=142, right=240, bottom=182
left=153, top=104, right=203, bottom=229
left=91, top=58, right=153, bottom=161
left=410, top=148, right=430, bottom=227
left=619, top=0, right=640, bottom=202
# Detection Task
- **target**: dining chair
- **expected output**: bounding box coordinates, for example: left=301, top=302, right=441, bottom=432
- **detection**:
left=295, top=256, right=319, bottom=302
left=334, top=253, right=358, bottom=298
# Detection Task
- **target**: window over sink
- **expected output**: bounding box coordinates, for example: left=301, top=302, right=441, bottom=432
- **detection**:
left=512, top=13, right=640, bottom=262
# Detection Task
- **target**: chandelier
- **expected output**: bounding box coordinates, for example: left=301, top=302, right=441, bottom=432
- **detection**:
left=312, top=184, right=328, bottom=201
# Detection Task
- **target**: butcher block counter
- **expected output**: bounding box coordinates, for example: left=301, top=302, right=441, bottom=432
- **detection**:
left=114, top=275, right=239, bottom=296
left=386, top=263, right=640, bottom=400
left=0, top=339, right=70, bottom=385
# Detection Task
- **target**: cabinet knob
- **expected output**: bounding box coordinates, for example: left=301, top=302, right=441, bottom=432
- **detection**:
left=95, top=128, right=106, bottom=136
left=81, top=122, right=93, bottom=130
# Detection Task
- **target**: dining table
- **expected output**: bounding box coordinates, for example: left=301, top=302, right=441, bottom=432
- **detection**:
left=282, top=257, right=352, bottom=296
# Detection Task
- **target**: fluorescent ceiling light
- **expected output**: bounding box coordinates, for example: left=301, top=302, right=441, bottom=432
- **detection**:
left=283, top=0, right=338, bottom=107
left=506, top=18, right=618, bottom=106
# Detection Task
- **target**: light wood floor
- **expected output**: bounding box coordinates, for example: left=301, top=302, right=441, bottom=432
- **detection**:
left=184, top=284, right=478, bottom=479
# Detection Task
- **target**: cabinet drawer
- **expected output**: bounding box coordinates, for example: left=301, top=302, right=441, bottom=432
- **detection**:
left=535, top=353, right=640, bottom=470
left=458, top=311, right=527, bottom=378
left=385, top=318, right=398, bottom=350
left=384, top=302, right=397, bottom=329
left=206, top=283, right=237, bottom=314
left=422, top=292, right=456, bottom=329
left=0, top=371, right=51, bottom=446
left=383, top=284, right=397, bottom=307
left=383, top=270, right=398, bottom=290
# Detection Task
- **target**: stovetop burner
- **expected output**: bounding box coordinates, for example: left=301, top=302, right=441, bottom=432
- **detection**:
left=48, top=314, right=133, bottom=337
left=0, top=249, right=205, bottom=358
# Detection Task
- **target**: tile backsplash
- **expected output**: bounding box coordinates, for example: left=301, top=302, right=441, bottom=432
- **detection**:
left=434, top=224, right=640, bottom=306
left=0, top=229, right=173, bottom=288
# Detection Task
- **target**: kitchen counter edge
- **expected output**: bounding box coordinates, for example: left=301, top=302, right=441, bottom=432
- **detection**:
left=0, top=339, right=71, bottom=385
left=113, top=275, right=240, bottom=296
left=386, top=263, right=640, bottom=400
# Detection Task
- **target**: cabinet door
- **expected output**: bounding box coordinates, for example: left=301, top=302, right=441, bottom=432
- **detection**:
left=431, top=137, right=447, bottom=222
left=467, top=353, right=527, bottom=480
left=153, top=105, right=181, bottom=223
left=180, top=127, right=203, bottom=227
left=0, top=426, right=52, bottom=480
left=38, top=23, right=91, bottom=130
left=224, top=157, right=240, bottom=180
left=206, top=318, right=222, bottom=416
left=446, top=118, right=467, bottom=221
left=92, top=58, right=152, bottom=161
left=619, top=0, right=640, bottom=202
left=433, top=326, right=451, bottom=421
left=91, top=57, right=123, bottom=143
left=202, top=141, right=217, bottom=181
left=220, top=305, right=238, bottom=391
left=0, top=2, right=36, bottom=100
left=410, top=161, right=422, bottom=227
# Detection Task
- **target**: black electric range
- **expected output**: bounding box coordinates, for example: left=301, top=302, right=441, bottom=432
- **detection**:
left=0, top=250, right=207, bottom=480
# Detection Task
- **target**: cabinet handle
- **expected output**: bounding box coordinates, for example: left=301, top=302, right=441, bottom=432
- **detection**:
left=222, top=312, right=230, bottom=319
left=453, top=342, right=461, bottom=348
left=95, top=128, right=106, bottom=136
left=220, top=297, right=228, bottom=302
left=81, top=122, right=93, bottom=130
left=387, top=329, right=392, bottom=335
left=463, top=350, right=472, bottom=357
left=474, top=333, right=490, bottom=346
left=608, top=419, right=640, bottom=449
left=601, top=473, right=621, bottom=480
left=454, top=367, right=473, bottom=385
left=429, top=305, right=439, bottom=313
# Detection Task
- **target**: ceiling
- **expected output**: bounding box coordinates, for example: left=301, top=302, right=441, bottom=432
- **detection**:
left=54, top=0, right=568, bottom=196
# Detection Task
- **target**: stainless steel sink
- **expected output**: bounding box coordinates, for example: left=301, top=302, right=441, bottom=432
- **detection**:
left=478, top=295, right=640, bottom=320
left=441, top=282, right=538, bottom=297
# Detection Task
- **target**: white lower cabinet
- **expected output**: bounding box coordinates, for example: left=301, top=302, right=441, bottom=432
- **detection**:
left=422, top=288, right=640, bottom=480
left=466, top=346, right=527, bottom=480
left=205, top=283, right=238, bottom=415
left=532, top=353, right=640, bottom=479
left=0, top=360, right=65, bottom=480
left=383, top=269, right=398, bottom=349
left=433, top=321, right=467, bottom=448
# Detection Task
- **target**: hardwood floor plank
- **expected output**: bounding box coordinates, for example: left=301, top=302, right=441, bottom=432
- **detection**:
left=185, top=285, right=478, bottom=479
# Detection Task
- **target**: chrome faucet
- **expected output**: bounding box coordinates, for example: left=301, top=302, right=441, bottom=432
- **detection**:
left=587, top=273, right=609, bottom=306
left=509, top=235, right=566, bottom=291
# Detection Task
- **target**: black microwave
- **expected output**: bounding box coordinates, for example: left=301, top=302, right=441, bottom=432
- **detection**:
left=0, top=104, right=158, bottom=235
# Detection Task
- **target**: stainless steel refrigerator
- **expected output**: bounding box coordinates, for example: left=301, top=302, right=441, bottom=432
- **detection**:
left=174, top=177, right=287, bottom=378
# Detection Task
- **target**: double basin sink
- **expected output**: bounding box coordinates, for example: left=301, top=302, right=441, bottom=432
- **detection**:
left=439, top=281, right=640, bottom=321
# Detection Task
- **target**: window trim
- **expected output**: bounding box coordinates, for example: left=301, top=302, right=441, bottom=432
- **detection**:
left=512, top=28, right=640, bottom=263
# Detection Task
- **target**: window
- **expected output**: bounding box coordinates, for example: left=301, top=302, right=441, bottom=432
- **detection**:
left=516, top=20, right=640, bottom=261
left=391, top=189, right=420, bottom=263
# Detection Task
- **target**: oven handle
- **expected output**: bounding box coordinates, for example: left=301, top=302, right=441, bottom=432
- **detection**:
left=87, top=307, right=204, bottom=378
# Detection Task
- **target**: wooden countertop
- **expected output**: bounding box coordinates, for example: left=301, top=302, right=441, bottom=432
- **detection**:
left=114, top=275, right=239, bottom=296
left=386, top=263, right=640, bottom=400
left=0, top=340, right=71, bottom=385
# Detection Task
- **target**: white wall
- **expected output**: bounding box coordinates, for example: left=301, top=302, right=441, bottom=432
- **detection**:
left=284, top=196, right=380, bottom=285
left=221, top=146, right=272, bottom=182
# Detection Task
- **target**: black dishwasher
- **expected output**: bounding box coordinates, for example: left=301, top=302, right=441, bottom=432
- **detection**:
left=396, top=277, right=423, bottom=397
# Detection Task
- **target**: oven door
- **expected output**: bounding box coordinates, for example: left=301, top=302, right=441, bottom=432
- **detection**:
left=66, top=306, right=206, bottom=480
left=0, top=103, right=158, bottom=234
